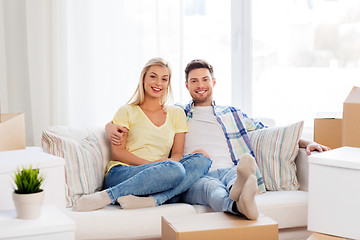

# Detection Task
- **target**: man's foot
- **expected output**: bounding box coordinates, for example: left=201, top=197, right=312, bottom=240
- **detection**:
left=73, top=190, right=112, bottom=212
left=235, top=175, right=259, bottom=220
left=229, top=153, right=256, bottom=201
left=117, top=195, right=156, bottom=209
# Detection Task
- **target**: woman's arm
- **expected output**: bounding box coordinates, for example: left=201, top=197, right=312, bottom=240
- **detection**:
left=168, top=132, right=185, bottom=162
left=111, top=130, right=152, bottom=166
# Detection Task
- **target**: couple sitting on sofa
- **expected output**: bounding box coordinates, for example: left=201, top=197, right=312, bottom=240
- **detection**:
left=73, top=58, right=329, bottom=220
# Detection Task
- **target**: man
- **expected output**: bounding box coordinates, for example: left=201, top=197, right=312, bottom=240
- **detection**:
left=106, top=59, right=330, bottom=220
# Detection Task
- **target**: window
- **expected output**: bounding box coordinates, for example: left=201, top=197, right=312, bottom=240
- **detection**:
left=252, top=0, right=360, bottom=132
left=66, top=0, right=231, bottom=127
left=182, top=0, right=231, bottom=105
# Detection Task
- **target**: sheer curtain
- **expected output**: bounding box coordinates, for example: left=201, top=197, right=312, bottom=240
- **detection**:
left=0, top=0, right=182, bottom=146
left=66, top=0, right=182, bottom=127
left=0, top=0, right=68, bottom=146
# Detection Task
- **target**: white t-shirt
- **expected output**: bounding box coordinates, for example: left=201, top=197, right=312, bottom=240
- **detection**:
left=184, top=106, right=234, bottom=171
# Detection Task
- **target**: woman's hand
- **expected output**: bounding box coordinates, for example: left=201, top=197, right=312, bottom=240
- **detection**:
left=105, top=121, right=128, bottom=145
left=154, top=158, right=171, bottom=162
left=192, top=149, right=210, bottom=158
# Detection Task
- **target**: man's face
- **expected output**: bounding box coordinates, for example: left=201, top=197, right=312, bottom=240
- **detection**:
left=185, top=68, right=216, bottom=106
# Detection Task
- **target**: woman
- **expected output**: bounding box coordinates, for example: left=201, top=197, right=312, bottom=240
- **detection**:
left=73, top=58, right=212, bottom=211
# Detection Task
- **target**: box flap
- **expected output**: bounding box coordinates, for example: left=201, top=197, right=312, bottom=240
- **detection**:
left=163, top=212, right=277, bottom=232
left=309, top=147, right=360, bottom=170
left=315, top=112, right=342, bottom=119
left=0, top=113, right=25, bottom=125
left=344, top=86, right=360, bottom=104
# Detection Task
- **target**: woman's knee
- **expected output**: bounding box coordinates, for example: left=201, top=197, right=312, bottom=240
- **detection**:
left=183, top=153, right=212, bottom=171
left=163, top=161, right=186, bottom=181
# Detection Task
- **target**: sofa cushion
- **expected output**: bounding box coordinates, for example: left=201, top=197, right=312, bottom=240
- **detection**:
left=256, top=190, right=308, bottom=229
left=42, top=129, right=105, bottom=207
left=249, top=121, right=304, bottom=191
left=41, top=126, right=111, bottom=166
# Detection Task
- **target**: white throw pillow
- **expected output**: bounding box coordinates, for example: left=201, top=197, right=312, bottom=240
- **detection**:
left=42, top=131, right=104, bottom=207
left=248, top=121, right=304, bottom=191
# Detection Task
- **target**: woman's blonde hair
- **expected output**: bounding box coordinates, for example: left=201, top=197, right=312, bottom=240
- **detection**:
left=128, top=57, right=172, bottom=106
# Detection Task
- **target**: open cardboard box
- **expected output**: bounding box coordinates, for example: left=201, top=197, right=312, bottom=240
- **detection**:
left=314, top=112, right=342, bottom=149
left=307, top=232, right=350, bottom=240
left=0, top=110, right=26, bottom=151
left=342, top=86, right=360, bottom=147
left=314, top=86, right=360, bottom=149
left=162, top=212, right=278, bottom=240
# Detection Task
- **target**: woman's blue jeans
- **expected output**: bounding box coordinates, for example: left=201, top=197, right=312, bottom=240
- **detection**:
left=104, top=153, right=212, bottom=206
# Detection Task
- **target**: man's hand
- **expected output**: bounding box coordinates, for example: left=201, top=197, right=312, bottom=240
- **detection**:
left=299, top=139, right=331, bottom=156
left=105, top=121, right=128, bottom=146
left=305, top=143, right=331, bottom=156
left=192, top=149, right=210, bottom=158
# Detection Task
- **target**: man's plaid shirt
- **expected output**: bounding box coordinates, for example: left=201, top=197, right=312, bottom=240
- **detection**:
left=180, top=101, right=266, bottom=193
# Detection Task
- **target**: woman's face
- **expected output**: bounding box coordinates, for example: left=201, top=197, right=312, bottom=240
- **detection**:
left=143, top=65, right=170, bottom=100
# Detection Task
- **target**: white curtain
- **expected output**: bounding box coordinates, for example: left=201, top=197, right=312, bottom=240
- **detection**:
left=66, top=0, right=182, bottom=127
left=0, top=0, right=68, bottom=146
left=0, top=0, right=183, bottom=146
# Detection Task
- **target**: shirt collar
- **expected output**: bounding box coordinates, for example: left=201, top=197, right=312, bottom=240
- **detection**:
left=185, top=100, right=217, bottom=117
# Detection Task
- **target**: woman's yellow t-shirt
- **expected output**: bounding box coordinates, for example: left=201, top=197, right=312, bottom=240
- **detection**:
left=107, top=104, right=188, bottom=171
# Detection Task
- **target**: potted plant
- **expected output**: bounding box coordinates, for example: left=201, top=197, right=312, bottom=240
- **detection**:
left=12, top=165, right=45, bottom=219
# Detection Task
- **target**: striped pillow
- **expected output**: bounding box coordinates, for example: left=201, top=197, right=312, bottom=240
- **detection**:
left=41, top=131, right=104, bottom=207
left=248, top=121, right=304, bottom=191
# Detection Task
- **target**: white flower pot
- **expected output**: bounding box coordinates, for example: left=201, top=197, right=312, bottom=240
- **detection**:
left=12, top=190, right=44, bottom=219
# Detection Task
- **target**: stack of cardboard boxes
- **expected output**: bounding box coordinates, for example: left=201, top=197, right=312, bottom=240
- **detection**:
left=0, top=108, right=26, bottom=151
left=314, top=86, right=360, bottom=149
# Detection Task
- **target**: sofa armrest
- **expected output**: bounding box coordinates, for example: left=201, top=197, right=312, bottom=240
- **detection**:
left=295, top=148, right=309, bottom=191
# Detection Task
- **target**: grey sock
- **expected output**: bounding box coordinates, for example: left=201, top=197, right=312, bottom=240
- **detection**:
left=117, top=195, right=156, bottom=209
left=229, top=153, right=256, bottom=201
left=73, top=190, right=111, bottom=212
left=236, top=175, right=259, bottom=220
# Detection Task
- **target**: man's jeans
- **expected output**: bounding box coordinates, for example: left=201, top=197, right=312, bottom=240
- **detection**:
left=104, top=153, right=212, bottom=206
left=182, top=166, right=238, bottom=214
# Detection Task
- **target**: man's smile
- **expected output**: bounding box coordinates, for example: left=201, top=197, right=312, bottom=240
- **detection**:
left=195, top=89, right=207, bottom=94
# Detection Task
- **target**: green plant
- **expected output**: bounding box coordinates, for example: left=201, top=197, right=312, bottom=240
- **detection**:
left=13, top=165, right=44, bottom=194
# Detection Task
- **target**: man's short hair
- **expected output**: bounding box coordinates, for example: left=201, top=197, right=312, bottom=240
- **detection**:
left=185, top=59, right=214, bottom=82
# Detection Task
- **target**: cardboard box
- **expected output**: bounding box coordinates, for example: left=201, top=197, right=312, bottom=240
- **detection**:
left=162, top=212, right=278, bottom=240
left=314, top=112, right=342, bottom=149
left=342, top=86, right=360, bottom=147
left=0, top=113, right=26, bottom=151
left=307, top=232, right=350, bottom=240
left=308, top=147, right=360, bottom=240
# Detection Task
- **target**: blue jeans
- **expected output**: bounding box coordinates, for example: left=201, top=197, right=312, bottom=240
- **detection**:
left=182, top=166, right=238, bottom=214
left=104, top=153, right=212, bottom=206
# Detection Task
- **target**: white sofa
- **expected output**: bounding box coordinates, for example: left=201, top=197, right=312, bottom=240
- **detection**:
left=43, top=126, right=312, bottom=240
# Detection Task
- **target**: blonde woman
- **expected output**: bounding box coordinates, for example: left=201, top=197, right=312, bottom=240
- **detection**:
left=73, top=58, right=212, bottom=211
